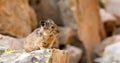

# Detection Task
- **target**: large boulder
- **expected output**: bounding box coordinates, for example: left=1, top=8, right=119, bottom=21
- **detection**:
left=94, top=35, right=120, bottom=56
left=99, top=42, right=120, bottom=63
left=0, top=0, right=37, bottom=37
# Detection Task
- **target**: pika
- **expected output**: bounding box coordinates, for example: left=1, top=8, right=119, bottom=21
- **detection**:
left=24, top=19, right=59, bottom=52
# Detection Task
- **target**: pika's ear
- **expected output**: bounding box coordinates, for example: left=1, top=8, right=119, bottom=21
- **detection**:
left=46, top=19, right=54, bottom=23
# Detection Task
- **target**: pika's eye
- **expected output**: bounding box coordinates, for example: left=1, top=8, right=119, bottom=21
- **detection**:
left=51, top=26, right=54, bottom=29
left=40, top=21, right=45, bottom=26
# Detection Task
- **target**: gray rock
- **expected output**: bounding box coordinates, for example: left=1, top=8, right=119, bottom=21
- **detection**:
left=100, top=42, right=120, bottom=63
left=99, top=9, right=116, bottom=22
left=64, top=45, right=82, bottom=63
left=0, top=34, right=23, bottom=50
left=105, top=0, right=120, bottom=17
left=94, top=35, right=120, bottom=56
left=0, top=49, right=52, bottom=63
left=105, top=0, right=120, bottom=25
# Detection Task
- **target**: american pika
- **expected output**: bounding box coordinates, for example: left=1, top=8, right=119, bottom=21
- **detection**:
left=24, top=19, right=59, bottom=52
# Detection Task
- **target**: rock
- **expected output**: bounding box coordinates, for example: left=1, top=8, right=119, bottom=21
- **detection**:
left=52, top=40, right=59, bottom=49
left=105, top=0, right=120, bottom=17
left=29, top=0, right=63, bottom=26
left=64, top=45, right=82, bottom=63
left=0, top=49, right=69, bottom=63
left=58, top=0, right=77, bottom=30
left=56, top=27, right=75, bottom=45
left=105, top=0, right=120, bottom=26
left=0, top=48, right=5, bottom=55
left=99, top=42, right=120, bottom=63
left=99, top=9, right=117, bottom=36
left=115, top=27, right=120, bottom=34
left=0, top=49, right=52, bottom=63
left=0, top=0, right=37, bottom=37
left=0, top=34, right=23, bottom=50
left=94, top=35, right=120, bottom=56
left=51, top=49, right=69, bottom=63
left=100, top=9, right=116, bottom=22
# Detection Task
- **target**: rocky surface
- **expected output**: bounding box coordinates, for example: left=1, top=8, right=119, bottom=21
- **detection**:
left=0, top=48, right=69, bottom=63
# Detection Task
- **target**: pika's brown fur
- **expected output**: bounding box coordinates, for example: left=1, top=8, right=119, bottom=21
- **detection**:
left=24, top=19, right=59, bottom=52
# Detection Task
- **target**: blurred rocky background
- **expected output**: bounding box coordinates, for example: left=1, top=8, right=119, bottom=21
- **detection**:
left=0, top=0, right=120, bottom=63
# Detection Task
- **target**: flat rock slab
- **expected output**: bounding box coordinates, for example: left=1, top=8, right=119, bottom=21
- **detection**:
left=0, top=49, right=69, bottom=63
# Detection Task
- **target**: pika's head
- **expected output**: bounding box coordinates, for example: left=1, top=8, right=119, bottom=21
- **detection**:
left=37, top=19, right=59, bottom=37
